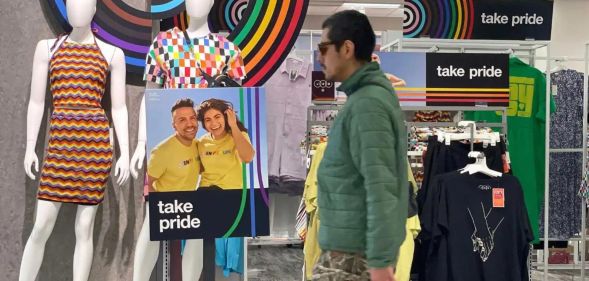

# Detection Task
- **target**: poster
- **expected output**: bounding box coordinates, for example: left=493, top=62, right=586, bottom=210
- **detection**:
left=145, top=87, right=269, bottom=240
left=404, top=0, right=554, bottom=40
left=314, top=52, right=509, bottom=107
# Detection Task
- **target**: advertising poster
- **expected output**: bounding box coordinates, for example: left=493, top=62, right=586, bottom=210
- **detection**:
left=314, top=52, right=509, bottom=107
left=145, top=88, right=269, bottom=240
left=403, top=0, right=554, bottom=40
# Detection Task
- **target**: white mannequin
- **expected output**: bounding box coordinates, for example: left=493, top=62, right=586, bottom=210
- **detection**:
left=131, top=1, right=214, bottom=280
left=20, top=1, right=130, bottom=281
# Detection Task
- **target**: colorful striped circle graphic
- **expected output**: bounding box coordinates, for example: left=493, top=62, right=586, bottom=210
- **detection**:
left=46, top=0, right=185, bottom=74
left=403, top=0, right=474, bottom=39
left=226, top=0, right=249, bottom=31
left=45, top=0, right=309, bottom=87
left=205, top=0, right=250, bottom=33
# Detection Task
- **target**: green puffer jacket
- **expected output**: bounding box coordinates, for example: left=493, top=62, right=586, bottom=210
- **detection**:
left=317, top=62, right=408, bottom=268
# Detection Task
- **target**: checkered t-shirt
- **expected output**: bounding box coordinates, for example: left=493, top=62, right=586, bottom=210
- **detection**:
left=144, top=27, right=246, bottom=88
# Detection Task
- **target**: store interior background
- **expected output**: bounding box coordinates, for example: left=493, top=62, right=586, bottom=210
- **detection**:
left=1, top=0, right=589, bottom=280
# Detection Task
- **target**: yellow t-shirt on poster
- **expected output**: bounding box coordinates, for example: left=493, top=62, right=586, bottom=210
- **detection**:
left=198, top=131, right=250, bottom=189
left=147, top=135, right=200, bottom=192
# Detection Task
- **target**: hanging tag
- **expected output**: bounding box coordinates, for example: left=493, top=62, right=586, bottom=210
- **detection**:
left=492, top=188, right=505, bottom=208
left=551, top=85, right=558, bottom=96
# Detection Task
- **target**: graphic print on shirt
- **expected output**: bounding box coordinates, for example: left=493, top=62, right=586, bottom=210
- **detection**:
left=467, top=202, right=505, bottom=262
left=496, top=76, right=535, bottom=118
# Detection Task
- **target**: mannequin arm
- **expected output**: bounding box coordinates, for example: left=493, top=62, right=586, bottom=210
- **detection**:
left=109, top=47, right=130, bottom=185
left=130, top=95, right=147, bottom=179
left=24, top=40, right=50, bottom=180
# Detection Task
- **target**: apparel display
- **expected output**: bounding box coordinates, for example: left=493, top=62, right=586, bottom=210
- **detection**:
left=37, top=35, right=113, bottom=205
left=466, top=57, right=557, bottom=243
left=421, top=171, right=533, bottom=281
left=537, top=69, right=585, bottom=239
left=145, top=27, right=246, bottom=88
left=417, top=135, right=508, bottom=212
left=14, top=1, right=589, bottom=280
left=303, top=142, right=327, bottom=280
left=265, top=57, right=313, bottom=194
left=414, top=129, right=509, bottom=281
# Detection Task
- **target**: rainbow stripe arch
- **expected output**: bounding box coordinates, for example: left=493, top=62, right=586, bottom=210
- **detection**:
left=404, top=0, right=474, bottom=39
left=45, top=0, right=309, bottom=87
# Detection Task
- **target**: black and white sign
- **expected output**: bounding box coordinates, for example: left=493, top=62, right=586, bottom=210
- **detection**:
left=148, top=189, right=269, bottom=240
left=426, top=53, right=509, bottom=106
left=404, top=0, right=553, bottom=40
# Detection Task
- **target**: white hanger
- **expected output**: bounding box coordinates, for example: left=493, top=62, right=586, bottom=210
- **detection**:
left=459, top=151, right=502, bottom=177
left=440, top=121, right=498, bottom=146
left=287, top=46, right=304, bottom=62
left=550, top=57, right=568, bottom=73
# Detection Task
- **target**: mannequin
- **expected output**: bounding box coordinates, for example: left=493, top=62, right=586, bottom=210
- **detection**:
left=20, top=1, right=130, bottom=281
left=131, top=0, right=238, bottom=280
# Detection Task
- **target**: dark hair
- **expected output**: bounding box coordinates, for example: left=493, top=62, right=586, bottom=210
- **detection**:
left=171, top=98, right=195, bottom=113
left=322, top=10, right=376, bottom=62
left=197, top=98, right=247, bottom=133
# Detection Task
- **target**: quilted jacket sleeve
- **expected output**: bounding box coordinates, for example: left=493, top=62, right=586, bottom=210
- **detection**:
left=348, top=96, right=408, bottom=268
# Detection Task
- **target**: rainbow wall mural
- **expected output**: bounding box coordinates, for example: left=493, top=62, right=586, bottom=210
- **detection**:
left=45, top=0, right=309, bottom=86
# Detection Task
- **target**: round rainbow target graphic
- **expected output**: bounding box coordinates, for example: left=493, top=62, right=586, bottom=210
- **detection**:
left=403, top=0, right=475, bottom=39
left=226, top=0, right=249, bottom=30
left=404, top=0, right=426, bottom=38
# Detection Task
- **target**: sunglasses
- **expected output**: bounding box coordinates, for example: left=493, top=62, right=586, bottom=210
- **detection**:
left=317, top=41, right=338, bottom=55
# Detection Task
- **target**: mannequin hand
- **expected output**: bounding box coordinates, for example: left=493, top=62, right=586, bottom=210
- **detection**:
left=369, top=266, right=396, bottom=281
left=24, top=148, right=39, bottom=180
left=225, top=108, right=239, bottom=131
left=114, top=154, right=130, bottom=186
left=130, top=142, right=145, bottom=179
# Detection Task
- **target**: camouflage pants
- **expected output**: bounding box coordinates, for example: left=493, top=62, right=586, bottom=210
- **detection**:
left=311, top=251, right=370, bottom=281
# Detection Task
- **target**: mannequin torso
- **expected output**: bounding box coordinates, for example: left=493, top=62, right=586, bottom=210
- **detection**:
left=20, top=1, right=129, bottom=280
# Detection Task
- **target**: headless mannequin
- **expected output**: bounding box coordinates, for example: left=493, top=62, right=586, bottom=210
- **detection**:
left=20, top=1, right=130, bottom=281
left=131, top=1, right=214, bottom=280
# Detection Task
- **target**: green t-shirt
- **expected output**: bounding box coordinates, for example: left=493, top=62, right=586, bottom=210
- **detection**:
left=465, top=57, right=556, bottom=243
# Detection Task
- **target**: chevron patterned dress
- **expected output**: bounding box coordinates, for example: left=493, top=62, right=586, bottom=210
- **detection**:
left=37, top=39, right=113, bottom=205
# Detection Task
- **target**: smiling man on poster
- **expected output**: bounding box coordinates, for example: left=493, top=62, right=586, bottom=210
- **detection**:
left=133, top=97, right=203, bottom=281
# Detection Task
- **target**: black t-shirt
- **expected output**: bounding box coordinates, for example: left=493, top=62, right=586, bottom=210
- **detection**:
left=421, top=171, right=533, bottom=281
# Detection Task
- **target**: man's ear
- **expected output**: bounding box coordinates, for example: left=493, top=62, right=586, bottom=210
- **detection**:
left=343, top=40, right=355, bottom=60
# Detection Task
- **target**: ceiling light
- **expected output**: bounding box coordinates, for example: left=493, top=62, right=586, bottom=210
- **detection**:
left=342, top=3, right=402, bottom=9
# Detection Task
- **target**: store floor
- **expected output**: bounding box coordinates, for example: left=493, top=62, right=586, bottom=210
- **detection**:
left=247, top=245, right=588, bottom=281
left=247, top=244, right=304, bottom=281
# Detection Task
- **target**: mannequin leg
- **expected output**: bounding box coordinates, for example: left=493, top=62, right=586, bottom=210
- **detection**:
left=133, top=204, right=160, bottom=281
left=18, top=200, right=62, bottom=281
left=182, top=239, right=203, bottom=281
left=72, top=204, right=99, bottom=281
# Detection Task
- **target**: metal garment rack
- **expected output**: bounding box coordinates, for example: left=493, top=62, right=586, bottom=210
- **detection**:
left=382, top=38, right=579, bottom=280
left=525, top=53, right=589, bottom=279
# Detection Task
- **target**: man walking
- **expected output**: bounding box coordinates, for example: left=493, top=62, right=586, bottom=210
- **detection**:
left=314, top=10, right=408, bottom=281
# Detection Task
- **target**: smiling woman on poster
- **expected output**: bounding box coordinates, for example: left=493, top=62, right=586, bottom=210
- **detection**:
left=197, top=98, right=255, bottom=190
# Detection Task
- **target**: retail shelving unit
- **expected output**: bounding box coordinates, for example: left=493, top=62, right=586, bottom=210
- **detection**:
left=381, top=38, right=585, bottom=281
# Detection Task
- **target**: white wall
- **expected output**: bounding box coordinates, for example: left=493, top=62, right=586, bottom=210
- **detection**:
left=535, top=0, right=589, bottom=72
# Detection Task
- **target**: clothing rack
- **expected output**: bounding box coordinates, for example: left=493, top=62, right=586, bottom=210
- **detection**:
left=384, top=38, right=554, bottom=281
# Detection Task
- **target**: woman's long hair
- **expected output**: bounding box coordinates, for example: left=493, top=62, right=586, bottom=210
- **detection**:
left=197, top=98, right=247, bottom=133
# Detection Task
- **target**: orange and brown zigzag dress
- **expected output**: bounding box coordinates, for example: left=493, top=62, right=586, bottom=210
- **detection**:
left=38, top=39, right=113, bottom=205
